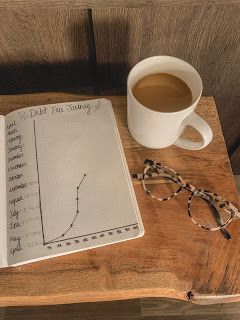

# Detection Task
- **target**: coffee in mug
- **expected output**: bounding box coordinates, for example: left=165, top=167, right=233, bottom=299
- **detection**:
left=132, top=73, right=193, bottom=113
left=127, top=56, right=213, bottom=150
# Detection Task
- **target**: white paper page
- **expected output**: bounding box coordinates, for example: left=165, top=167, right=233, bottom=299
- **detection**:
left=6, top=99, right=143, bottom=266
left=0, top=116, right=7, bottom=267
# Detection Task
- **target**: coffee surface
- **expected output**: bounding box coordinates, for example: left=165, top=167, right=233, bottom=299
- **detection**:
left=132, top=73, right=193, bottom=112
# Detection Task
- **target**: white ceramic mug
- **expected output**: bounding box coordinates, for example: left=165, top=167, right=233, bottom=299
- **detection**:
left=127, top=56, right=213, bottom=150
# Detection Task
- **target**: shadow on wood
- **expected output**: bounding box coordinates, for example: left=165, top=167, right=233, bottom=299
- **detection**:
left=0, top=10, right=92, bottom=94
left=93, top=16, right=132, bottom=93
left=0, top=61, right=94, bottom=94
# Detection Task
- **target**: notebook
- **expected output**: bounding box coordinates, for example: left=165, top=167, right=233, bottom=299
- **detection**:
left=0, top=98, right=144, bottom=267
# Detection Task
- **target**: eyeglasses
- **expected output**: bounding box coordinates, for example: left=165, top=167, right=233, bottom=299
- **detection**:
left=132, top=159, right=240, bottom=240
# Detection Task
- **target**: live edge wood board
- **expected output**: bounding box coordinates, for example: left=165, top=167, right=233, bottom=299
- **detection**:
left=0, top=93, right=239, bottom=307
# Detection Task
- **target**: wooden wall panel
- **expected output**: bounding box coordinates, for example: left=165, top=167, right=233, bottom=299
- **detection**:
left=93, top=5, right=240, bottom=151
left=0, top=9, right=91, bottom=93
left=0, top=1, right=240, bottom=10
left=140, top=4, right=240, bottom=152
left=0, top=5, right=238, bottom=167
left=92, top=8, right=144, bottom=92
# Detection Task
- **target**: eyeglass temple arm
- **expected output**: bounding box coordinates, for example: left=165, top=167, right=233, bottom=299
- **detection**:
left=202, top=198, right=231, bottom=240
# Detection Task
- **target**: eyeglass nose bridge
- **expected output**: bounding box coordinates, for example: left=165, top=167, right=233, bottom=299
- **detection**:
left=144, top=159, right=155, bottom=166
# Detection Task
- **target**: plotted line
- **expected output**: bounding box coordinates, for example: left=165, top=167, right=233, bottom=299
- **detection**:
left=44, top=174, right=87, bottom=245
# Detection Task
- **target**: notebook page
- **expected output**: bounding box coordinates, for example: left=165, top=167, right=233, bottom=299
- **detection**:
left=6, top=99, right=143, bottom=266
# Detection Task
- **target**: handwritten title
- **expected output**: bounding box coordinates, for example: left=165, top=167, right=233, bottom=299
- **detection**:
left=16, top=101, right=101, bottom=120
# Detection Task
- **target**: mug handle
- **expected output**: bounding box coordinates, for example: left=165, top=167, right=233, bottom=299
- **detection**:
left=174, top=112, right=213, bottom=150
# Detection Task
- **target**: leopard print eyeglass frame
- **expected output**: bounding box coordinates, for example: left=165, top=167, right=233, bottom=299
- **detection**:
left=133, top=159, right=240, bottom=240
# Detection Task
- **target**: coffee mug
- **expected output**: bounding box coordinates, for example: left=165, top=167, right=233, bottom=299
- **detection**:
left=127, top=56, right=213, bottom=150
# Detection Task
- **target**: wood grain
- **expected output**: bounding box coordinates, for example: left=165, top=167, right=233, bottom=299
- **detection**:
left=0, top=1, right=240, bottom=9
left=92, top=8, right=143, bottom=92
left=234, top=176, right=240, bottom=194
left=0, top=4, right=239, bottom=156
left=142, top=298, right=240, bottom=316
left=5, top=299, right=141, bottom=319
left=4, top=298, right=240, bottom=319
left=3, top=298, right=240, bottom=319
left=92, top=5, right=240, bottom=152
left=0, top=9, right=91, bottom=93
left=231, top=149, right=240, bottom=175
left=142, top=316, right=240, bottom=320
left=0, top=309, right=5, bottom=320
left=0, top=93, right=239, bottom=307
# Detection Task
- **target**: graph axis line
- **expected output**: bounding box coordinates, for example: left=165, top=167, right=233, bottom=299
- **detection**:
left=44, top=223, right=139, bottom=245
left=33, top=120, right=46, bottom=245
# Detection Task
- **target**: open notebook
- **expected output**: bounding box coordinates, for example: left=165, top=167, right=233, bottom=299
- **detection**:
left=0, top=98, right=144, bottom=267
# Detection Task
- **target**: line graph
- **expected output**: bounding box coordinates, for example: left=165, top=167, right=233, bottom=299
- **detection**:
left=33, top=119, right=88, bottom=245
left=33, top=119, right=140, bottom=248
left=40, top=172, right=138, bottom=246
left=44, top=174, right=87, bottom=245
